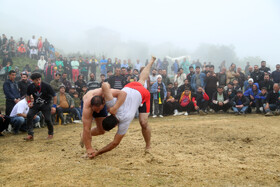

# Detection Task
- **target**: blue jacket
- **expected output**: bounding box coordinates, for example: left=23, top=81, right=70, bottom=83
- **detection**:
left=3, top=79, right=20, bottom=100
left=191, top=73, right=206, bottom=91
left=244, top=83, right=261, bottom=102
left=150, top=82, right=167, bottom=100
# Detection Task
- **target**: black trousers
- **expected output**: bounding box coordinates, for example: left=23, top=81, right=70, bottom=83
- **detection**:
left=0, top=116, right=10, bottom=132
left=5, top=99, right=16, bottom=116
left=179, top=101, right=195, bottom=113
left=56, top=107, right=77, bottom=123
left=150, top=93, right=154, bottom=115
left=27, top=103, right=53, bottom=136
left=197, top=100, right=208, bottom=111
left=205, top=87, right=216, bottom=103
left=163, top=101, right=176, bottom=115
left=210, top=103, right=230, bottom=112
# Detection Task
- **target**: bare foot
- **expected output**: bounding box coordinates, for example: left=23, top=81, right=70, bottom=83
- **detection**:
left=47, top=135, right=53, bottom=140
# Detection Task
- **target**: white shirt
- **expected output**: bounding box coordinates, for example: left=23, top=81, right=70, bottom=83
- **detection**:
left=38, top=59, right=46, bottom=70
left=10, top=99, right=29, bottom=117
left=106, top=87, right=142, bottom=135
left=174, top=73, right=186, bottom=87
left=135, top=63, right=141, bottom=71
left=29, top=38, right=38, bottom=47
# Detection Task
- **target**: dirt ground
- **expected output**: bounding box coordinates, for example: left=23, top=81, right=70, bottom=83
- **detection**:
left=1, top=114, right=280, bottom=186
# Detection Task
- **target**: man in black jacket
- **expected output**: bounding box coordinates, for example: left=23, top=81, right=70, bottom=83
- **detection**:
left=205, top=65, right=218, bottom=102
left=259, top=74, right=274, bottom=92
left=231, top=90, right=250, bottom=115
left=259, top=61, right=271, bottom=74
left=210, top=86, right=230, bottom=112
left=18, top=73, right=31, bottom=97
left=251, top=65, right=264, bottom=83
left=264, top=83, right=280, bottom=116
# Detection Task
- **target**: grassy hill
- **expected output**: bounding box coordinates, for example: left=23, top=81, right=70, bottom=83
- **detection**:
left=0, top=57, right=38, bottom=112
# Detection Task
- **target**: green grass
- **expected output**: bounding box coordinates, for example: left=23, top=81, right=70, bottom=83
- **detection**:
left=0, top=57, right=38, bottom=112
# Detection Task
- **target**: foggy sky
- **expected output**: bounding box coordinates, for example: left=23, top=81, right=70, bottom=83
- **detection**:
left=1, top=0, right=279, bottom=66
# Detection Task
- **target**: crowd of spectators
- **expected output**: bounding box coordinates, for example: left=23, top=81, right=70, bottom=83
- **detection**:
left=1, top=34, right=280, bottom=136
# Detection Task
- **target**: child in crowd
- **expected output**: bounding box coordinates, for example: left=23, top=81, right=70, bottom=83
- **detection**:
left=151, top=75, right=167, bottom=118
left=73, top=92, right=81, bottom=120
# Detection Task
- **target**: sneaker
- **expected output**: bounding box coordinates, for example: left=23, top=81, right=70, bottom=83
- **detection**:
left=184, top=112, right=188, bottom=116
left=24, top=135, right=34, bottom=141
left=159, top=115, right=163, bottom=118
left=173, top=110, right=179, bottom=116
left=265, top=111, right=273, bottom=116
left=152, top=115, right=157, bottom=118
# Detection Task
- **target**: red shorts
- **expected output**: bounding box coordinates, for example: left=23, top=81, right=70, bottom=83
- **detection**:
left=125, top=82, right=150, bottom=113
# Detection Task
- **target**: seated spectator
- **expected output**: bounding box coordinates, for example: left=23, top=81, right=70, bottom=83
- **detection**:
left=217, top=68, right=227, bottom=87
left=100, top=74, right=106, bottom=84
left=225, top=82, right=236, bottom=100
left=10, top=97, right=40, bottom=134
left=68, top=86, right=76, bottom=98
left=187, top=66, right=195, bottom=82
left=108, top=68, right=126, bottom=90
left=244, top=78, right=254, bottom=91
left=251, top=65, right=264, bottom=83
left=194, top=87, right=209, bottom=115
left=32, top=66, right=42, bottom=74
left=236, top=67, right=246, bottom=88
left=50, top=73, right=62, bottom=93
left=163, top=90, right=178, bottom=116
left=79, top=85, right=88, bottom=100
left=56, top=85, right=76, bottom=124
left=171, top=81, right=179, bottom=98
left=73, top=91, right=81, bottom=120
left=177, top=79, right=190, bottom=98
left=231, top=90, right=250, bottom=115
left=18, top=73, right=31, bottom=97
left=264, top=83, right=280, bottom=116
left=87, top=73, right=100, bottom=91
left=244, top=83, right=261, bottom=113
left=17, top=44, right=26, bottom=57
left=259, top=74, right=274, bottom=92
left=232, top=79, right=240, bottom=92
left=0, top=110, right=10, bottom=136
left=151, top=75, right=167, bottom=118
left=255, top=87, right=268, bottom=113
left=177, top=87, right=199, bottom=116
left=211, top=86, right=230, bottom=113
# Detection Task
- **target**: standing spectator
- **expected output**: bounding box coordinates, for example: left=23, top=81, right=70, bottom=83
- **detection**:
left=217, top=67, right=227, bottom=87
left=259, top=74, right=274, bottom=92
left=71, top=57, right=80, bottom=82
left=162, top=58, right=169, bottom=74
left=251, top=65, right=264, bottom=83
left=271, top=64, right=280, bottom=83
left=43, top=38, right=50, bottom=55
left=108, top=67, right=126, bottom=90
left=171, top=81, right=179, bottom=98
left=37, top=56, right=46, bottom=71
left=56, top=85, right=76, bottom=125
left=17, top=44, right=26, bottom=57
left=235, top=67, right=246, bottom=88
left=205, top=65, right=218, bottom=102
left=187, top=66, right=195, bottom=82
left=29, top=47, right=38, bottom=59
left=23, top=64, right=32, bottom=75
left=100, top=55, right=108, bottom=77
left=18, top=73, right=31, bottom=97
left=161, top=69, right=170, bottom=87
left=174, top=68, right=186, bottom=87
left=264, top=83, right=280, bottom=116
left=29, top=35, right=37, bottom=48
left=259, top=61, right=271, bottom=74
left=89, top=56, right=98, bottom=78
left=177, top=79, right=190, bottom=99
left=211, top=86, right=230, bottom=113
left=246, top=66, right=253, bottom=77
left=2, top=54, right=13, bottom=67
left=127, top=59, right=133, bottom=69
left=37, top=37, right=43, bottom=52
left=4, top=62, right=12, bottom=81
left=244, top=62, right=250, bottom=75
left=50, top=73, right=62, bottom=93
left=9, top=97, right=40, bottom=134
left=191, top=66, right=206, bottom=92
left=3, top=70, right=21, bottom=116
left=56, top=57, right=64, bottom=67
left=226, top=63, right=237, bottom=84
left=121, top=60, right=129, bottom=69
left=134, top=59, right=142, bottom=72
left=106, top=58, right=114, bottom=73
left=80, top=59, right=89, bottom=82
left=75, top=75, right=87, bottom=94
left=45, top=61, right=54, bottom=83
left=24, top=73, right=57, bottom=140
left=171, top=60, right=179, bottom=75
left=231, top=90, right=250, bottom=115
left=61, top=72, right=72, bottom=93
left=113, top=58, right=121, bottom=70
left=149, top=69, right=157, bottom=116
left=180, top=57, right=191, bottom=75
left=63, top=57, right=72, bottom=81
left=151, top=75, right=167, bottom=118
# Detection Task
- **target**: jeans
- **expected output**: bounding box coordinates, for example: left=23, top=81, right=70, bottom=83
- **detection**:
left=264, top=104, right=279, bottom=112
left=27, top=103, right=53, bottom=136
left=74, top=107, right=81, bottom=120
left=11, top=116, right=40, bottom=134
left=232, top=106, right=248, bottom=113
left=154, top=99, right=163, bottom=116
left=56, top=107, right=77, bottom=123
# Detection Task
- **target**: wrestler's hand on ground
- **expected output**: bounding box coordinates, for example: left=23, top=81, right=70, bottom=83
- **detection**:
left=86, top=148, right=97, bottom=159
